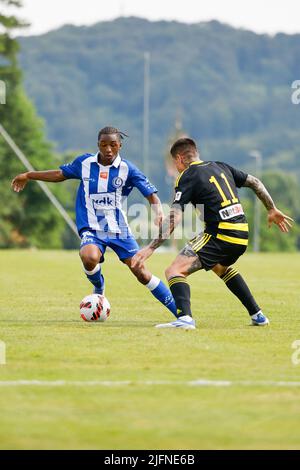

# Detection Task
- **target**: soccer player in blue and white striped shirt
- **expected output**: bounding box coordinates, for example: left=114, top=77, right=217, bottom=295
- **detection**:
left=11, top=126, right=177, bottom=317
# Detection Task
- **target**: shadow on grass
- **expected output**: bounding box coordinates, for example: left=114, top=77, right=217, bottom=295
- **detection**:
left=0, top=319, right=155, bottom=327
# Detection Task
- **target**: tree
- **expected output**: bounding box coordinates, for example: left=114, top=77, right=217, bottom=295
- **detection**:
left=0, top=0, right=67, bottom=247
left=241, top=171, right=299, bottom=252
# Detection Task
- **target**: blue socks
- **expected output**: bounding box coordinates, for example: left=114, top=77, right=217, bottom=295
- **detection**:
left=84, top=264, right=105, bottom=294
left=84, top=268, right=177, bottom=317
left=146, top=275, right=177, bottom=317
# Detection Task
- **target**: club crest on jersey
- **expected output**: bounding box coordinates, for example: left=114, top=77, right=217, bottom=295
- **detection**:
left=112, top=177, right=123, bottom=188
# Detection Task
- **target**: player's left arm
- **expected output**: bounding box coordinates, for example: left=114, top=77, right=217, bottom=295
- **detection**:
left=127, top=163, right=163, bottom=226
left=146, top=192, right=164, bottom=227
left=243, top=174, right=294, bottom=233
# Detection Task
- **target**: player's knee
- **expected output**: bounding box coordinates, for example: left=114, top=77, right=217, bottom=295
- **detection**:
left=165, top=265, right=181, bottom=280
left=80, top=251, right=100, bottom=270
left=212, top=264, right=228, bottom=277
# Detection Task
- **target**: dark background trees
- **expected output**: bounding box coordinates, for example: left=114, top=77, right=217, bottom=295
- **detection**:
left=1, top=11, right=299, bottom=249
left=0, top=0, right=69, bottom=248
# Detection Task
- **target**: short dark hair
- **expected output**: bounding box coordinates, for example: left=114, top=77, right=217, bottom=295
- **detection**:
left=170, top=138, right=197, bottom=157
left=98, top=126, right=129, bottom=142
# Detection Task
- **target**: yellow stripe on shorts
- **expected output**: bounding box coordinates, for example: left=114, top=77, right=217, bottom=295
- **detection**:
left=193, top=234, right=212, bottom=252
left=191, top=234, right=206, bottom=250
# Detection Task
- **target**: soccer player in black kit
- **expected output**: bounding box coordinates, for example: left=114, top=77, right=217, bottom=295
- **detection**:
left=132, top=138, right=293, bottom=329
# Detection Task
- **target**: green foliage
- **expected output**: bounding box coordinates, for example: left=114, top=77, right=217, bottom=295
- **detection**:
left=0, top=0, right=67, bottom=248
left=241, top=171, right=300, bottom=252
left=1, top=15, right=299, bottom=251
left=17, top=18, right=300, bottom=194
left=16, top=18, right=300, bottom=250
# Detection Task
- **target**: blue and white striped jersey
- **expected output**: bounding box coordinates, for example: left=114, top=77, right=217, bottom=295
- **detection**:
left=60, top=153, right=157, bottom=235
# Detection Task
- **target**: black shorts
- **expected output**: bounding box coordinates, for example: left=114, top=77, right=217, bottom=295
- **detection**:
left=189, top=233, right=247, bottom=271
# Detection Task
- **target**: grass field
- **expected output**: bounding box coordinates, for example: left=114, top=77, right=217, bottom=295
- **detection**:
left=0, top=250, right=300, bottom=449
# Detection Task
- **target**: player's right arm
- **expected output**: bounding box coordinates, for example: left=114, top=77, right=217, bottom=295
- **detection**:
left=131, top=206, right=182, bottom=268
left=11, top=170, right=66, bottom=192
left=243, top=174, right=294, bottom=233
left=131, top=171, right=192, bottom=268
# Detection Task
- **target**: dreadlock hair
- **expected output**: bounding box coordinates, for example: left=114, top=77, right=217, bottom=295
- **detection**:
left=170, top=138, right=198, bottom=158
left=98, top=126, right=129, bottom=142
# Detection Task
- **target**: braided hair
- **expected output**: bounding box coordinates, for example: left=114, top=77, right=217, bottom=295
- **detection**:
left=98, top=126, right=129, bottom=142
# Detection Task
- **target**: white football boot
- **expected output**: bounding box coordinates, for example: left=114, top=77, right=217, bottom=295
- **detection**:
left=155, top=315, right=196, bottom=330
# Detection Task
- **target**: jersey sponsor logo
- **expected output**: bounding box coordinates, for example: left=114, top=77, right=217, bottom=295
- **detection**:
left=91, top=192, right=117, bottom=210
left=112, top=176, right=123, bottom=188
left=83, top=177, right=96, bottom=182
left=219, top=203, right=244, bottom=220
left=174, top=191, right=182, bottom=202
left=100, top=172, right=108, bottom=179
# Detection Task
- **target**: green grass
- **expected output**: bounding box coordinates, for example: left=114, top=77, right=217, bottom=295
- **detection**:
left=0, top=250, right=300, bottom=449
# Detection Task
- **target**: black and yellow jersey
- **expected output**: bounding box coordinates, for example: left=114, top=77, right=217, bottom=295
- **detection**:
left=172, top=160, right=249, bottom=246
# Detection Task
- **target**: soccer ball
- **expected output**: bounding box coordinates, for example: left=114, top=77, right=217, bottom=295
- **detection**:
left=80, top=294, right=111, bottom=322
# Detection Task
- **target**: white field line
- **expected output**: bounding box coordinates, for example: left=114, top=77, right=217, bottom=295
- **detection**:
left=0, top=379, right=300, bottom=387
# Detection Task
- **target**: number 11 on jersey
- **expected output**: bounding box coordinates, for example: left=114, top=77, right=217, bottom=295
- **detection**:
left=209, top=173, right=239, bottom=207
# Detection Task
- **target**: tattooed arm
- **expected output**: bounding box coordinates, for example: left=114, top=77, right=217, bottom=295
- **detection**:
left=131, top=206, right=182, bottom=267
left=243, top=174, right=293, bottom=233
left=243, top=174, right=275, bottom=210
left=149, top=206, right=182, bottom=250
